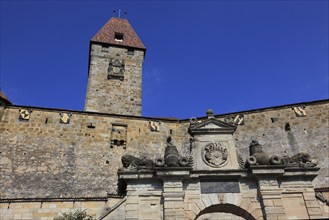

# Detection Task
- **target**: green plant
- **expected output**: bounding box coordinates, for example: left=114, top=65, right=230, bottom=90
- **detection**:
left=54, top=209, right=94, bottom=220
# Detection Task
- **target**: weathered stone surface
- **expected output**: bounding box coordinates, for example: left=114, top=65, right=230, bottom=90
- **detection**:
left=0, top=100, right=328, bottom=219
left=85, top=44, right=144, bottom=116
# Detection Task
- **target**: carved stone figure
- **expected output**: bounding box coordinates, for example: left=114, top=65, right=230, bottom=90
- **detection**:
left=164, top=136, right=180, bottom=167
left=120, top=137, right=190, bottom=170
left=249, top=140, right=269, bottom=165
left=284, top=152, right=317, bottom=167
left=245, top=140, right=282, bottom=167
left=245, top=140, right=317, bottom=168
left=154, top=136, right=191, bottom=168
left=120, top=155, right=154, bottom=170
left=121, top=155, right=140, bottom=170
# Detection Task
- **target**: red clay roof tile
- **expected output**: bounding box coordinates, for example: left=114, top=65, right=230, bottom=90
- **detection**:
left=91, top=17, right=146, bottom=50
left=0, top=91, right=12, bottom=105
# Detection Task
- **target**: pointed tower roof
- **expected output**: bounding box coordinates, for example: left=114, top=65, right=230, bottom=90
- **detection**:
left=0, top=91, right=12, bottom=105
left=91, top=17, right=146, bottom=50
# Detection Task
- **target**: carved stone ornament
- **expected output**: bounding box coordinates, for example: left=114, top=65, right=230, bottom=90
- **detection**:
left=202, top=142, right=228, bottom=168
left=19, top=109, right=32, bottom=120
left=108, top=59, right=125, bottom=80
left=120, top=154, right=154, bottom=171
left=59, top=112, right=71, bottom=124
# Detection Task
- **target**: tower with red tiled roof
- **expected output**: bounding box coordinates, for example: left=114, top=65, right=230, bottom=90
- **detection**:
left=84, top=17, right=146, bottom=115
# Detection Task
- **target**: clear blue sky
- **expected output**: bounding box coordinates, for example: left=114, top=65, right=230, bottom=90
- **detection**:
left=1, top=0, right=328, bottom=118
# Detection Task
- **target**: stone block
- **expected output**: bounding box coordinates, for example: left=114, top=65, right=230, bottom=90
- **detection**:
left=190, top=203, right=201, bottom=215
left=126, top=210, right=139, bottom=219
left=184, top=210, right=196, bottom=220
left=195, top=200, right=206, bottom=211
left=265, top=206, right=285, bottom=214
left=184, top=194, right=200, bottom=201
left=208, top=193, right=219, bottom=205
left=303, top=192, right=316, bottom=201
left=251, top=208, right=263, bottom=219
left=307, top=207, right=322, bottom=215
left=201, top=194, right=212, bottom=207
left=265, top=214, right=277, bottom=219
left=83, top=201, right=100, bottom=209
left=126, top=204, right=139, bottom=211
left=20, top=203, right=40, bottom=209
left=240, top=198, right=250, bottom=210
left=14, top=213, right=22, bottom=219
left=174, top=202, right=184, bottom=209
left=0, top=203, right=9, bottom=209
left=242, top=191, right=256, bottom=198
left=139, top=211, right=161, bottom=220
left=127, top=196, right=139, bottom=204
left=56, top=202, right=74, bottom=209
left=247, top=201, right=262, bottom=214
left=263, top=199, right=274, bottom=207
left=184, top=203, right=192, bottom=211
left=305, top=200, right=320, bottom=208
left=164, top=202, right=175, bottom=209
left=309, top=215, right=325, bottom=219
left=272, top=199, right=283, bottom=207
left=21, top=213, right=33, bottom=219
left=277, top=214, right=287, bottom=220
left=32, top=212, right=57, bottom=218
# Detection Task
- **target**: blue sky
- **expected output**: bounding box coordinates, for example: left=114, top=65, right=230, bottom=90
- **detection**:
left=0, top=0, right=328, bottom=118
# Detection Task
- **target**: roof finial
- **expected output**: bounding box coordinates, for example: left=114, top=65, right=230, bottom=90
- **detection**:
left=112, top=10, right=116, bottom=17
left=118, top=9, right=121, bottom=18
left=124, top=11, right=127, bottom=19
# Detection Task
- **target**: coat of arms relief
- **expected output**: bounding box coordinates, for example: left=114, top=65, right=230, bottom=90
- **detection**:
left=202, top=142, right=228, bottom=168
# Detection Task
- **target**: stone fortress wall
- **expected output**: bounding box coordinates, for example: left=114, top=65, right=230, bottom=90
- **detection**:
left=1, top=100, right=328, bottom=199
left=1, top=99, right=328, bottom=219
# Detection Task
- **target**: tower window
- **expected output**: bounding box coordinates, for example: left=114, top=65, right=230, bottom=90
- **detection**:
left=127, top=49, right=134, bottom=55
left=115, top=33, right=124, bottom=42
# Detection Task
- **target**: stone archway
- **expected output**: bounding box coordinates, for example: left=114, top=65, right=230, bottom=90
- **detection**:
left=194, top=203, right=256, bottom=220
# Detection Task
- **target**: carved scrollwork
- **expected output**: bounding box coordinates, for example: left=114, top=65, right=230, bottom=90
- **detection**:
left=202, top=142, right=228, bottom=168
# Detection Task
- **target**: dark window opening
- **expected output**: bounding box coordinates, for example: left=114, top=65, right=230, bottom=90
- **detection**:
left=115, top=33, right=124, bottom=41
left=285, top=123, right=291, bottom=131
left=127, top=49, right=134, bottom=55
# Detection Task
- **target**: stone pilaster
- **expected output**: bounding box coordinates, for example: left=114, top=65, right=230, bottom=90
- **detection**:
left=252, top=167, right=287, bottom=220
left=302, top=191, right=323, bottom=219
left=157, top=169, right=191, bottom=220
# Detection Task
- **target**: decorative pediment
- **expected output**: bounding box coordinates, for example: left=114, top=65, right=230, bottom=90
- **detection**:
left=189, top=118, right=236, bottom=135
left=189, top=110, right=236, bottom=135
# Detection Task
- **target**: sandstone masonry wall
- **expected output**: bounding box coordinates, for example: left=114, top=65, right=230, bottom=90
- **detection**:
left=0, top=100, right=328, bottom=199
left=0, top=198, right=122, bottom=220
left=229, top=101, right=329, bottom=187
left=0, top=106, right=189, bottom=198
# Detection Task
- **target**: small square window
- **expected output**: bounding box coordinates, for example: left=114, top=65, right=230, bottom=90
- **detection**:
left=115, top=33, right=123, bottom=42
left=127, top=49, right=134, bottom=55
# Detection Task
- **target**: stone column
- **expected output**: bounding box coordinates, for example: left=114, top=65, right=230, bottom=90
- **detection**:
left=252, top=167, right=287, bottom=220
left=157, top=169, right=191, bottom=220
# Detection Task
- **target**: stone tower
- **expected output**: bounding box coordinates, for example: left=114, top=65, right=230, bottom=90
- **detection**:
left=84, top=17, right=146, bottom=115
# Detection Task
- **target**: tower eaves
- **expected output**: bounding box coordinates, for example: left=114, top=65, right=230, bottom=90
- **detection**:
left=0, top=91, right=12, bottom=105
left=91, top=17, right=146, bottom=50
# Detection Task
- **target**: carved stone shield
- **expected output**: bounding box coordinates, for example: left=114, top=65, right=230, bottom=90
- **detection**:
left=202, top=142, right=228, bottom=168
